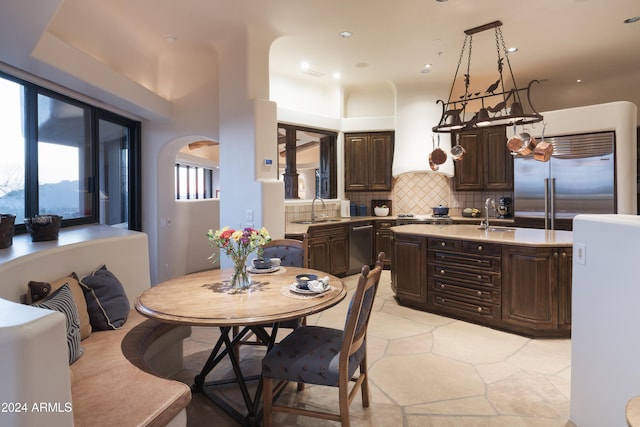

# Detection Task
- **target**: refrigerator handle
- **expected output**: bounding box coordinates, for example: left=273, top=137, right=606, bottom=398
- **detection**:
left=544, top=178, right=549, bottom=230
left=550, top=177, right=556, bottom=230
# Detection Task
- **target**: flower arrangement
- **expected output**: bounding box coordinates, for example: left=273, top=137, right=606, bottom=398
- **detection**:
left=207, top=226, right=271, bottom=289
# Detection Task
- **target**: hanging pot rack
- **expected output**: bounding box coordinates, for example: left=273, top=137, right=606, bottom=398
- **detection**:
left=432, top=20, right=543, bottom=134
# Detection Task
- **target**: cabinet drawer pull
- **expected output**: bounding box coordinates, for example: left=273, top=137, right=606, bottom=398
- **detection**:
left=477, top=307, right=483, bottom=312
left=441, top=241, right=446, bottom=247
left=478, top=245, right=483, bottom=251
left=440, top=284, right=445, bottom=289
left=477, top=290, right=482, bottom=296
left=477, top=275, right=482, bottom=279
left=562, top=252, right=567, bottom=258
left=440, top=269, right=446, bottom=275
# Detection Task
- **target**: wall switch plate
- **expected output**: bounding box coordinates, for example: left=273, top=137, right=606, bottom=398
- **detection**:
left=575, top=242, right=586, bottom=265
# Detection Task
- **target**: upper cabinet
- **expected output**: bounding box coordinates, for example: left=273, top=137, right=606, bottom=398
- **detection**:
left=453, top=127, right=512, bottom=191
left=345, top=132, right=394, bottom=191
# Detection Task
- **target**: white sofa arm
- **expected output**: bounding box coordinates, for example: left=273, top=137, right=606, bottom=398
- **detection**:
left=0, top=299, right=73, bottom=427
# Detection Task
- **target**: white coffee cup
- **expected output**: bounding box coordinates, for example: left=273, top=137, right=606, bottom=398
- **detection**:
left=269, top=258, right=281, bottom=267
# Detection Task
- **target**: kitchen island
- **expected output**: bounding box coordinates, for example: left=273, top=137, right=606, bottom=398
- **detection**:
left=391, top=224, right=573, bottom=338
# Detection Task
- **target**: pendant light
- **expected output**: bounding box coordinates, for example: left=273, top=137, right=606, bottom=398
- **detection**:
left=432, top=21, right=543, bottom=133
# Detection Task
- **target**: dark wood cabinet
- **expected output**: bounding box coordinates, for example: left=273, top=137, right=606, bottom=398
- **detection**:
left=428, top=238, right=502, bottom=322
left=374, top=219, right=394, bottom=268
left=557, top=248, right=573, bottom=329
left=345, top=132, right=394, bottom=191
left=454, top=127, right=512, bottom=191
left=501, top=245, right=572, bottom=336
left=391, top=233, right=428, bottom=306
left=391, top=229, right=572, bottom=338
left=307, top=224, right=349, bottom=277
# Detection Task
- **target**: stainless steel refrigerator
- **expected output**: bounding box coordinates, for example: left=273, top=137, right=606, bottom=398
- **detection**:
left=513, top=131, right=615, bottom=230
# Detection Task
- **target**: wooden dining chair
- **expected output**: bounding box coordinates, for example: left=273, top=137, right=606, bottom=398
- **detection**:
left=261, top=238, right=308, bottom=270
left=233, top=238, right=309, bottom=351
left=261, top=252, right=385, bottom=427
left=262, top=238, right=309, bottom=329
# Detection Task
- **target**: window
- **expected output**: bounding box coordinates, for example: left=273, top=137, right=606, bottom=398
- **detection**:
left=278, top=124, right=337, bottom=199
left=175, top=163, right=215, bottom=200
left=0, top=72, right=141, bottom=232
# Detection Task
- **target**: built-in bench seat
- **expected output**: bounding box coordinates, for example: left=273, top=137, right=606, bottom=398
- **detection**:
left=71, top=310, right=191, bottom=427
left=0, top=225, right=191, bottom=427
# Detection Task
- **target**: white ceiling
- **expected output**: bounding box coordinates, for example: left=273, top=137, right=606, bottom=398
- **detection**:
left=1, top=0, right=639, bottom=118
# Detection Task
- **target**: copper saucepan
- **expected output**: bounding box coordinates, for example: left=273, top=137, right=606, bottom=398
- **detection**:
left=533, top=123, right=553, bottom=162
left=506, top=132, right=537, bottom=156
left=428, top=134, right=447, bottom=170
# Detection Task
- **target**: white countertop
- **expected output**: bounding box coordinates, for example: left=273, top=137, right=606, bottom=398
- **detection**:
left=391, top=223, right=573, bottom=247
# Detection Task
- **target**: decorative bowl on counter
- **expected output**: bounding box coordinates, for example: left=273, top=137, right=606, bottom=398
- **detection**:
left=374, top=206, right=390, bottom=216
left=462, top=208, right=481, bottom=218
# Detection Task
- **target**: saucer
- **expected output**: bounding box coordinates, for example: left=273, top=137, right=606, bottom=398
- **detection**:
left=247, top=266, right=280, bottom=274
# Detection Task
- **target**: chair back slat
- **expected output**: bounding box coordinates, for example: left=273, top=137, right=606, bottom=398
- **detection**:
left=340, top=254, right=383, bottom=364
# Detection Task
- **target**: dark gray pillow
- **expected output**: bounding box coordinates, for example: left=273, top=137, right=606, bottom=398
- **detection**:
left=79, top=265, right=130, bottom=330
left=32, top=284, right=84, bottom=364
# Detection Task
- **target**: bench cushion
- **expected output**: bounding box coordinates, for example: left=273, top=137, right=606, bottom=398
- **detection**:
left=70, top=310, right=191, bottom=426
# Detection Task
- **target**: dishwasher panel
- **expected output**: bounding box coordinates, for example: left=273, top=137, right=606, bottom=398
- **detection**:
left=348, top=222, right=373, bottom=275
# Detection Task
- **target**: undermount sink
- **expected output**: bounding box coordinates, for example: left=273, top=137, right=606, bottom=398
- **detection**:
left=292, top=219, right=342, bottom=224
left=480, top=226, right=517, bottom=232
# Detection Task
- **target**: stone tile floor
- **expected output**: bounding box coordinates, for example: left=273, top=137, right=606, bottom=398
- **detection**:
left=172, top=271, right=574, bottom=426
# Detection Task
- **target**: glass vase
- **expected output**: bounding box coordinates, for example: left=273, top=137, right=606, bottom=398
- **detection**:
left=231, top=255, right=251, bottom=290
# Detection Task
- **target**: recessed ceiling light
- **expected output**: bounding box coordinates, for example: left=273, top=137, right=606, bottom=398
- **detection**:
left=332, top=72, right=341, bottom=79
left=507, top=47, right=519, bottom=53
left=576, top=79, right=582, bottom=83
left=339, top=31, right=353, bottom=38
left=421, top=64, right=432, bottom=74
left=164, top=35, right=177, bottom=43
left=624, top=16, right=640, bottom=24
left=300, top=62, right=310, bottom=71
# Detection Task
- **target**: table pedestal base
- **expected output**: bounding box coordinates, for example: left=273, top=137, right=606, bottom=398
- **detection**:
left=192, top=324, right=278, bottom=426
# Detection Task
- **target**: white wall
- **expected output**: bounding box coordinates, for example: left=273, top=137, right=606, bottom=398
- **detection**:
left=571, top=214, right=640, bottom=426
left=143, top=43, right=220, bottom=283
left=173, top=199, right=220, bottom=276
left=393, top=82, right=454, bottom=177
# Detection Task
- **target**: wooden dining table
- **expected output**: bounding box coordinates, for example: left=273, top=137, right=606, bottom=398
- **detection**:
left=135, top=266, right=347, bottom=426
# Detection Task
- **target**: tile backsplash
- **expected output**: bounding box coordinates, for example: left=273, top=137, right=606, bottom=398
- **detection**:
left=284, top=172, right=513, bottom=221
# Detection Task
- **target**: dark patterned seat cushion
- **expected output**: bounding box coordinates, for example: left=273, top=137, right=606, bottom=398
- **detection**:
left=262, top=325, right=365, bottom=386
left=262, top=245, right=304, bottom=268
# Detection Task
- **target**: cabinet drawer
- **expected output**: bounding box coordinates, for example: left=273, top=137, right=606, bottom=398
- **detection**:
left=431, top=264, right=501, bottom=286
left=431, top=294, right=499, bottom=318
left=431, top=251, right=501, bottom=272
left=307, top=224, right=348, bottom=238
left=430, top=278, right=500, bottom=304
left=428, top=238, right=462, bottom=251
left=462, top=241, right=501, bottom=256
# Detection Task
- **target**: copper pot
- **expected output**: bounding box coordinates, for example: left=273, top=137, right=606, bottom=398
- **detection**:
left=430, top=147, right=448, bottom=165
left=533, top=140, right=553, bottom=162
left=507, top=132, right=537, bottom=156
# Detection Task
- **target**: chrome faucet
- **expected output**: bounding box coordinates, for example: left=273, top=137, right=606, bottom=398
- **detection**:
left=311, top=197, right=326, bottom=221
left=481, top=197, right=495, bottom=230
